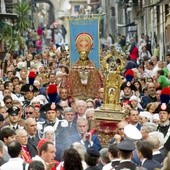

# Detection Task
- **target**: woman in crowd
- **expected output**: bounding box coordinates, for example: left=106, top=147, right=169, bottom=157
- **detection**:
left=57, top=148, right=83, bottom=170
left=133, top=80, right=143, bottom=98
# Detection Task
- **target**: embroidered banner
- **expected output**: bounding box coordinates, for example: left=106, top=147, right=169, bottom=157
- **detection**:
left=69, top=18, right=100, bottom=69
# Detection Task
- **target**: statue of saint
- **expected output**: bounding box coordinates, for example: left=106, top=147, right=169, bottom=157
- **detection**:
left=66, top=33, right=103, bottom=99
left=1, top=0, right=6, bottom=13
left=108, top=88, right=116, bottom=104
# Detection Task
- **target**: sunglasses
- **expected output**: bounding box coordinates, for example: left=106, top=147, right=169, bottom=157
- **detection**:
left=26, top=112, right=33, bottom=115
left=5, top=102, right=12, bottom=104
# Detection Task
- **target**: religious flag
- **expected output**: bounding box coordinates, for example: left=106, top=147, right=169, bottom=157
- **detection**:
left=69, top=17, right=100, bottom=69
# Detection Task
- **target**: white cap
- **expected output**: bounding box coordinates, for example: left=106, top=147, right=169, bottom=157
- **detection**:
left=44, top=126, right=55, bottom=133
left=30, top=97, right=44, bottom=105
left=124, top=124, right=142, bottom=141
left=152, top=114, right=160, bottom=121
left=36, top=95, right=48, bottom=105
left=129, top=95, right=139, bottom=102
left=139, top=111, right=152, bottom=121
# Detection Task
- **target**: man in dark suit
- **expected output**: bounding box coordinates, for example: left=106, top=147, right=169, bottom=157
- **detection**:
left=63, top=107, right=77, bottom=136
left=146, top=135, right=164, bottom=164
left=116, top=139, right=137, bottom=170
left=25, top=118, right=40, bottom=157
left=69, top=118, right=101, bottom=151
left=137, top=140, right=162, bottom=170
left=129, top=109, right=142, bottom=131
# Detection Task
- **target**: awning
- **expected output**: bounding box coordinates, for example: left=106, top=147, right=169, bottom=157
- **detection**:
left=117, top=22, right=136, bottom=27
left=144, top=0, right=169, bottom=8
left=0, top=13, right=18, bottom=20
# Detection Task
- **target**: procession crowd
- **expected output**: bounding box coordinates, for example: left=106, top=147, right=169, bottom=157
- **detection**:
left=0, top=25, right=169, bottom=170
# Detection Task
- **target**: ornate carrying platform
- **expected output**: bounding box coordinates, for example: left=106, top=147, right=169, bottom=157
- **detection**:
left=91, top=47, right=126, bottom=147
left=91, top=110, right=125, bottom=147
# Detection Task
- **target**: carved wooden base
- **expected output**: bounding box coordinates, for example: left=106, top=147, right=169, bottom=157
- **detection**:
left=91, top=109, right=124, bottom=147
left=101, top=104, right=122, bottom=111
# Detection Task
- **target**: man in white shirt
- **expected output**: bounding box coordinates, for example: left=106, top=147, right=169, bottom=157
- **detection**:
left=0, top=140, right=28, bottom=170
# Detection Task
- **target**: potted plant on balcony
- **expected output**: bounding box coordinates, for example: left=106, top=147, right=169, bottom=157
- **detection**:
left=0, top=1, right=31, bottom=54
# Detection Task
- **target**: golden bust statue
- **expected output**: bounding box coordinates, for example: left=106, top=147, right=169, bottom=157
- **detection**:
left=66, top=33, right=103, bottom=99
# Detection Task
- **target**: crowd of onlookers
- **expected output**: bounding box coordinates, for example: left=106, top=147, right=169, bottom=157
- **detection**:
left=0, top=26, right=169, bottom=170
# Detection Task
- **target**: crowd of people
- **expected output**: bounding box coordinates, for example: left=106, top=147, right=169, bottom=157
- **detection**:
left=0, top=25, right=169, bottom=170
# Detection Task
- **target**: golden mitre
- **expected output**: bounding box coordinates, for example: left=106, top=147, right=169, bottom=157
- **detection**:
left=75, top=33, right=93, bottom=53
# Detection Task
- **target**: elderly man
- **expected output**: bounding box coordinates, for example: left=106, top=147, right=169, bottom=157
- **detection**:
left=109, top=121, right=128, bottom=144
left=69, top=118, right=101, bottom=151
left=16, top=129, right=32, bottom=163
left=63, top=107, right=77, bottom=136
left=141, top=82, right=158, bottom=109
left=75, top=100, right=87, bottom=119
left=25, top=118, right=39, bottom=157
left=140, top=122, right=157, bottom=140
left=85, top=108, right=95, bottom=130
left=129, top=109, right=142, bottom=130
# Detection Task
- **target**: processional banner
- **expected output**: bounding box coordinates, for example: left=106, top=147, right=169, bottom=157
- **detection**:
left=69, top=17, right=100, bottom=69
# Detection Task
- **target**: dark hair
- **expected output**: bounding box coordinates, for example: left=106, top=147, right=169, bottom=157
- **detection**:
left=148, top=61, right=154, bottom=66
left=136, top=141, right=153, bottom=159
left=133, top=80, right=142, bottom=93
left=85, top=153, right=99, bottom=167
left=4, top=81, right=12, bottom=89
left=8, top=140, right=22, bottom=158
left=140, top=78, right=146, bottom=83
left=7, top=71, right=14, bottom=75
left=11, top=76, right=19, bottom=83
left=63, top=148, right=83, bottom=170
left=3, top=95, right=13, bottom=103
left=28, top=160, right=45, bottom=170
left=108, top=143, right=119, bottom=158
left=147, top=77, right=153, bottom=82
left=49, top=62, right=53, bottom=67
left=0, top=127, right=16, bottom=142
left=59, top=65, right=69, bottom=74
left=119, top=150, right=132, bottom=159
left=38, top=141, right=53, bottom=156
left=157, top=69, right=164, bottom=76
left=137, top=64, right=144, bottom=70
